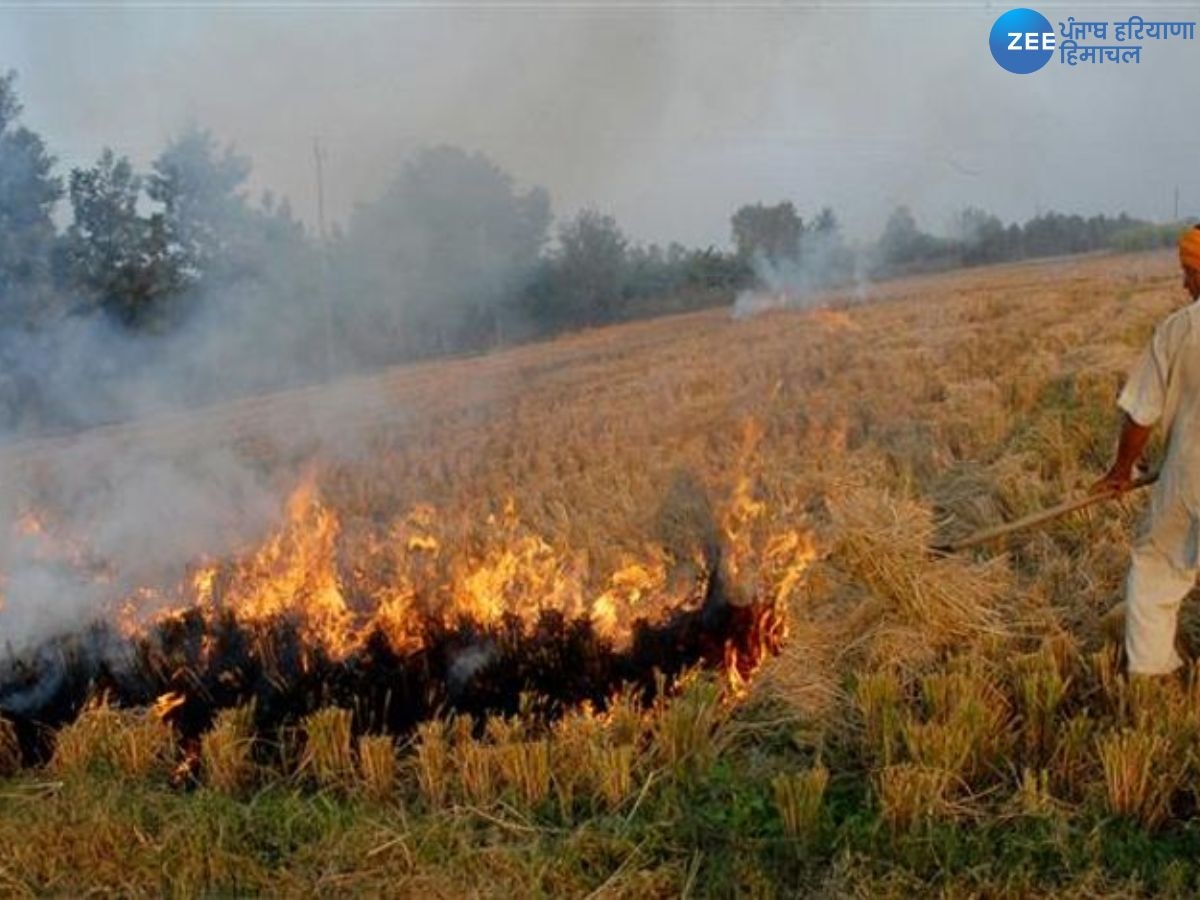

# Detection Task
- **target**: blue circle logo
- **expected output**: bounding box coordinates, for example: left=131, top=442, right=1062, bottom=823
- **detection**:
left=990, top=8, right=1055, bottom=73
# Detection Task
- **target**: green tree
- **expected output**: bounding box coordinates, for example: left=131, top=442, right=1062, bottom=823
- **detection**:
left=953, top=207, right=1007, bottom=265
left=342, top=145, right=551, bottom=358
left=812, top=206, right=838, bottom=237
left=63, top=149, right=180, bottom=327
left=553, top=209, right=628, bottom=326
left=147, top=125, right=254, bottom=293
left=877, top=205, right=947, bottom=270
left=730, top=201, right=803, bottom=265
left=0, top=70, right=63, bottom=327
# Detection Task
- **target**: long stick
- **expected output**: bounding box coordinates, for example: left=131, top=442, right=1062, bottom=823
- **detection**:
left=931, top=472, right=1159, bottom=554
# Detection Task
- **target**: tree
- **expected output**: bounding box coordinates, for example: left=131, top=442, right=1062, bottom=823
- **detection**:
left=63, top=149, right=178, bottom=327
left=552, top=209, right=628, bottom=326
left=341, top=145, right=551, bottom=359
left=147, top=125, right=254, bottom=294
left=877, top=205, right=947, bottom=270
left=730, top=201, right=803, bottom=265
left=0, top=70, right=63, bottom=327
left=953, top=206, right=1007, bottom=266
left=800, top=206, right=854, bottom=286
left=684, top=246, right=751, bottom=293
left=812, top=206, right=838, bottom=238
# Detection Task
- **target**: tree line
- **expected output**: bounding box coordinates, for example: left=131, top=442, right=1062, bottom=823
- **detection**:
left=0, top=70, right=1181, bottom=432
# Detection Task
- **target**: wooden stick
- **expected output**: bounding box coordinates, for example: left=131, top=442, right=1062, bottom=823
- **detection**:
left=931, top=472, right=1159, bottom=554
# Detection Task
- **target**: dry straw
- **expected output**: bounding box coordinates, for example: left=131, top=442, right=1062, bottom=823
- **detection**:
left=414, top=719, right=451, bottom=808
left=52, top=698, right=175, bottom=779
left=773, top=765, right=829, bottom=841
left=591, top=743, right=636, bottom=811
left=0, top=716, right=20, bottom=777
left=458, top=741, right=500, bottom=805
left=901, top=719, right=974, bottom=783
left=1013, top=650, right=1068, bottom=766
left=1087, top=645, right=1123, bottom=712
left=1014, top=767, right=1056, bottom=818
left=875, top=763, right=953, bottom=832
left=51, top=701, right=120, bottom=776
left=1126, top=673, right=1191, bottom=738
left=497, top=739, right=551, bottom=808
left=300, top=707, right=355, bottom=789
left=913, top=664, right=1010, bottom=788
left=201, top=704, right=257, bottom=794
left=854, top=670, right=903, bottom=766
left=1048, top=712, right=1095, bottom=800
left=1097, top=728, right=1176, bottom=828
left=830, top=489, right=1011, bottom=669
left=602, top=687, right=645, bottom=748
left=652, top=677, right=723, bottom=778
left=549, top=710, right=603, bottom=818
left=357, top=734, right=398, bottom=800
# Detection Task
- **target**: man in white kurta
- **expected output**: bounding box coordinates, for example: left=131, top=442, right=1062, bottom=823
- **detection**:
left=1097, top=226, right=1200, bottom=674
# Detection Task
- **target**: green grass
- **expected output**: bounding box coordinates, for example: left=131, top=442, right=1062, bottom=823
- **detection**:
left=5, top=664, right=1200, bottom=898
left=6, top=713, right=1200, bottom=897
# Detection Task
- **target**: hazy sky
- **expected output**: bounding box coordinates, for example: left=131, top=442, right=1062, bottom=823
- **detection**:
left=2, top=2, right=1197, bottom=246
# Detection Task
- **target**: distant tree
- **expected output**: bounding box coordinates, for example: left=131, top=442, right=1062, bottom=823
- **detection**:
left=730, top=201, right=803, bottom=264
left=953, top=207, right=1007, bottom=266
left=63, top=126, right=319, bottom=352
left=684, top=246, right=751, bottom=293
left=341, top=145, right=551, bottom=359
left=0, top=70, right=63, bottom=327
left=552, top=209, right=629, bottom=326
left=877, top=205, right=948, bottom=270
left=147, top=125, right=254, bottom=294
left=800, top=206, right=854, bottom=286
left=624, top=243, right=673, bottom=300
left=878, top=206, right=920, bottom=265
left=1109, top=220, right=1184, bottom=253
left=63, top=149, right=179, bottom=327
left=1005, top=222, right=1024, bottom=259
left=812, top=206, right=838, bottom=237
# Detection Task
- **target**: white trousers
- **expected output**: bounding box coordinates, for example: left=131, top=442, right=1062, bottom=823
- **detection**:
left=1125, top=496, right=1200, bottom=675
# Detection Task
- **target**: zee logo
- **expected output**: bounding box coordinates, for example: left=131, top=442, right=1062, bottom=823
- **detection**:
left=990, top=8, right=1056, bottom=73
left=1007, top=31, right=1056, bottom=51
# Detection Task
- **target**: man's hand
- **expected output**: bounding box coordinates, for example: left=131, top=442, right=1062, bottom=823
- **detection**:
left=1091, top=464, right=1133, bottom=495
left=1093, top=413, right=1154, bottom=495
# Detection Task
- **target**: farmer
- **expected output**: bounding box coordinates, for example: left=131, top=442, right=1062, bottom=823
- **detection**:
left=1095, top=225, right=1200, bottom=675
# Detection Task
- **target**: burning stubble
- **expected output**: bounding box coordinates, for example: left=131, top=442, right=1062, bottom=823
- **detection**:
left=0, top=389, right=812, bottom=761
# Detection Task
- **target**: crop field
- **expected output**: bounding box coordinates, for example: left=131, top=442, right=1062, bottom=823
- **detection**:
left=2, top=248, right=1197, bottom=897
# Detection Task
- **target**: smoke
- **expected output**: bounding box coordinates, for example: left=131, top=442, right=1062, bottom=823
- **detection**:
left=0, top=130, right=547, bottom=664
left=448, top=643, right=497, bottom=699
left=731, top=232, right=870, bottom=321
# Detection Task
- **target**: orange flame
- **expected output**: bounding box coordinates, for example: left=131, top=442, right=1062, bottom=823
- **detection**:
left=3, top=445, right=817, bottom=683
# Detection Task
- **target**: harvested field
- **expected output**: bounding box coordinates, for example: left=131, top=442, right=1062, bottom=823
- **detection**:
left=2, top=249, right=1197, bottom=896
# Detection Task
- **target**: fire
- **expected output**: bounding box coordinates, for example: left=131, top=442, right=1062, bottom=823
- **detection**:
left=592, top=555, right=670, bottom=637
left=1, top=429, right=817, bottom=737
left=455, top=533, right=578, bottom=627
left=122, top=472, right=737, bottom=659
left=7, top=467, right=816, bottom=658
left=152, top=691, right=187, bottom=720
left=143, top=461, right=810, bottom=676
left=206, top=476, right=355, bottom=656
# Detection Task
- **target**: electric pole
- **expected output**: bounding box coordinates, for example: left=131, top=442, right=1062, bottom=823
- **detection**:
left=313, top=137, right=335, bottom=380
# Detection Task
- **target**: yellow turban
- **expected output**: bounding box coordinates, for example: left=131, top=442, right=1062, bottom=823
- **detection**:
left=1180, top=226, right=1200, bottom=271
